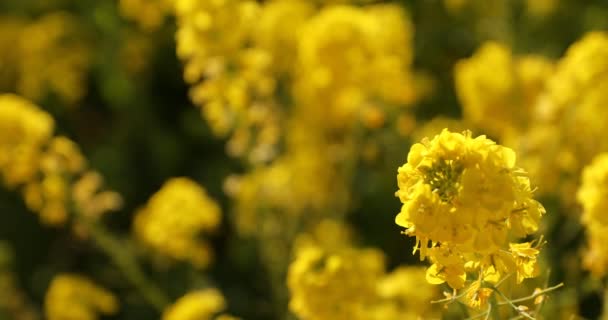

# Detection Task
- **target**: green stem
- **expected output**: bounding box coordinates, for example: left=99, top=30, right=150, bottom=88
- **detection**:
left=489, top=292, right=501, bottom=320
left=81, top=217, right=170, bottom=311
left=496, top=283, right=563, bottom=305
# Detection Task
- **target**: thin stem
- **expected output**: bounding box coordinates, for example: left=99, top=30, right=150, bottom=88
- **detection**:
left=497, top=283, right=563, bottom=305
left=534, top=269, right=551, bottom=316
left=80, top=216, right=170, bottom=311
left=485, top=303, right=492, bottom=320
left=431, top=287, right=471, bottom=304
left=492, top=287, right=534, bottom=320
left=464, top=308, right=490, bottom=320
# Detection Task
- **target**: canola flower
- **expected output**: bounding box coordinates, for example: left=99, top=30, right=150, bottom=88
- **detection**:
left=452, top=32, right=608, bottom=204
left=162, top=288, right=226, bottom=320
left=175, top=0, right=418, bottom=164
left=293, top=4, right=416, bottom=132
left=288, top=245, right=386, bottom=320
left=287, top=220, right=439, bottom=320
left=0, top=94, right=121, bottom=226
left=0, top=13, right=90, bottom=104
left=175, top=0, right=280, bottom=164
left=454, top=41, right=553, bottom=141
left=133, top=177, right=221, bottom=268
left=395, top=129, right=545, bottom=306
left=119, top=0, right=174, bottom=31
left=577, top=153, right=608, bottom=277
left=543, top=32, right=608, bottom=188
left=495, top=31, right=608, bottom=203
left=44, top=274, right=118, bottom=320
left=370, top=266, right=438, bottom=320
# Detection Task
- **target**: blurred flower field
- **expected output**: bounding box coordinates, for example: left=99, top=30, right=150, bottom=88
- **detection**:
left=1, top=0, right=608, bottom=319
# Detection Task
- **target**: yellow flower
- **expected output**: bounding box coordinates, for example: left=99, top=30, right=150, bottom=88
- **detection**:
left=464, top=280, right=493, bottom=309
left=454, top=42, right=553, bottom=141
left=15, top=13, right=90, bottom=104
left=294, top=4, right=416, bottom=131
left=0, top=94, right=121, bottom=227
left=370, top=266, right=439, bottom=320
left=119, top=0, right=174, bottom=31
left=395, top=129, right=545, bottom=288
left=44, top=274, right=118, bottom=320
left=509, top=242, right=540, bottom=282
left=72, top=171, right=122, bottom=218
left=134, top=177, right=221, bottom=268
left=287, top=245, right=385, bottom=320
left=0, top=94, right=53, bottom=187
left=578, top=153, right=608, bottom=277
left=175, top=0, right=283, bottom=164
left=162, top=289, right=226, bottom=320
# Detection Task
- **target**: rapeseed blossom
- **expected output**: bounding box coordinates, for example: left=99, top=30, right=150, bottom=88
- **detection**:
left=577, top=153, right=608, bottom=277
left=0, top=94, right=54, bottom=188
left=395, top=129, right=545, bottom=292
left=44, top=274, right=118, bottom=320
left=133, top=177, right=221, bottom=268
left=175, top=0, right=417, bottom=164
left=454, top=42, right=553, bottom=141
left=162, top=289, right=226, bottom=320
left=119, top=0, right=173, bottom=31
left=0, top=13, right=90, bottom=104
left=287, top=245, right=386, bottom=320
left=0, top=94, right=121, bottom=225
left=287, top=220, right=439, bottom=320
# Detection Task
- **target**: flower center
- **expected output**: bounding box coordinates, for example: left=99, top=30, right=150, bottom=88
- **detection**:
left=421, top=158, right=464, bottom=202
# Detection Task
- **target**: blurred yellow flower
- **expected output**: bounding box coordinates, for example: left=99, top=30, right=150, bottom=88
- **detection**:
left=0, top=94, right=54, bottom=187
left=454, top=42, right=553, bottom=141
left=578, top=153, right=608, bottom=277
left=162, top=289, right=226, bottom=320
left=119, top=0, right=174, bottom=31
left=287, top=245, right=385, bottom=320
left=0, top=13, right=91, bottom=104
left=134, top=177, right=221, bottom=268
left=44, top=274, right=118, bottom=320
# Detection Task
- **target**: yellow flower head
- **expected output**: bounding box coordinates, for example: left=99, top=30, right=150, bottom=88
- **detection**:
left=287, top=245, right=385, bottom=320
left=119, top=0, right=174, bottom=31
left=16, top=12, right=91, bottom=104
left=0, top=94, right=54, bottom=187
left=371, top=266, right=439, bottom=319
left=134, top=177, right=221, bottom=268
left=395, top=129, right=545, bottom=288
left=578, top=153, right=608, bottom=277
left=44, top=274, right=118, bottom=320
left=454, top=42, right=553, bottom=141
left=295, top=4, right=416, bottom=130
left=162, top=289, right=226, bottom=320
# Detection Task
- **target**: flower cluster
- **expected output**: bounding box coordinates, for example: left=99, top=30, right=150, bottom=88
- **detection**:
left=162, top=288, right=231, bottom=320
left=454, top=41, right=553, bottom=141
left=133, top=177, right=221, bottom=268
left=119, top=0, right=174, bottom=31
left=395, top=129, right=545, bottom=295
left=174, top=0, right=417, bottom=164
left=454, top=32, right=608, bottom=204
left=577, top=153, right=608, bottom=277
left=287, top=220, right=439, bottom=320
left=44, top=274, right=118, bottom=320
left=0, top=13, right=90, bottom=104
left=175, top=0, right=279, bottom=164
left=293, top=4, right=416, bottom=132
left=288, top=245, right=385, bottom=320
left=0, top=94, right=121, bottom=226
left=542, top=32, right=608, bottom=190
